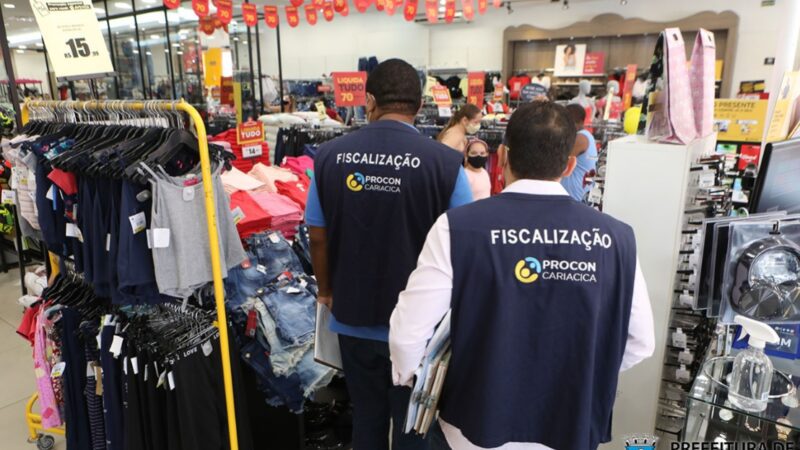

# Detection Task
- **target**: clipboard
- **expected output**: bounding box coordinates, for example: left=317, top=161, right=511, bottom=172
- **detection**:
left=314, top=303, right=343, bottom=371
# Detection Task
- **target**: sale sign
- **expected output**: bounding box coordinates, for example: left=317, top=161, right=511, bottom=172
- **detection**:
left=385, top=0, right=397, bottom=15
left=290, top=0, right=304, bottom=6
left=461, top=0, right=474, bottom=20
left=444, top=0, right=455, bottom=22
left=237, top=120, right=265, bottom=145
left=29, top=0, right=114, bottom=80
left=313, top=0, right=325, bottom=8
left=305, top=4, right=318, bottom=24
left=332, top=72, right=367, bottom=107
left=621, top=64, right=637, bottom=109
left=467, top=72, right=485, bottom=108
left=334, top=0, right=347, bottom=12
left=286, top=6, right=300, bottom=26
left=356, top=0, right=370, bottom=12
left=164, top=0, right=180, bottom=9
left=242, top=3, right=258, bottom=26
left=425, top=0, right=437, bottom=22
left=493, top=84, right=504, bottom=102
left=477, top=0, right=486, bottom=13
left=582, top=52, right=605, bottom=75
left=216, top=0, right=232, bottom=25
left=192, top=0, right=209, bottom=16
left=404, top=0, right=418, bottom=20
left=323, top=1, right=335, bottom=20
left=431, top=85, right=452, bottom=106
left=264, top=5, right=279, bottom=28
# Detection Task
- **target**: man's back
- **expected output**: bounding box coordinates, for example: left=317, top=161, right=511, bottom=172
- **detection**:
left=315, top=120, right=464, bottom=327
left=441, top=191, right=637, bottom=450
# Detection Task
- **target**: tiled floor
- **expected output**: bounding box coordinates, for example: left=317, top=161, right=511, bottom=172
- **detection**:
left=0, top=270, right=65, bottom=450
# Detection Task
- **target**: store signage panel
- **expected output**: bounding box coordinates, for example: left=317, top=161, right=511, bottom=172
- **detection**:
left=431, top=86, right=452, bottom=106
left=29, top=0, right=114, bottom=81
left=237, top=120, right=265, bottom=146
left=332, top=72, right=367, bottom=107
left=519, top=83, right=548, bottom=102
left=713, top=99, right=768, bottom=143
left=466, top=72, right=485, bottom=108
left=621, top=64, right=637, bottom=109
left=582, top=52, right=605, bottom=75
left=553, top=43, right=586, bottom=77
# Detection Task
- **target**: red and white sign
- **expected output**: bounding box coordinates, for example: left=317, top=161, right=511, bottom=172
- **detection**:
left=237, top=120, right=265, bottom=146
left=375, top=0, right=385, bottom=11
left=404, top=0, right=418, bottom=20
left=286, top=6, right=300, bottom=26
left=477, top=0, right=487, bottom=13
left=425, top=0, right=437, bottom=22
left=356, top=0, right=370, bottom=12
left=461, top=0, right=474, bottom=20
left=193, top=0, right=209, bottom=16
left=334, top=0, right=347, bottom=12
left=467, top=72, right=485, bottom=108
left=264, top=5, right=279, bottom=28
left=385, top=0, right=397, bottom=15
left=332, top=72, right=367, bottom=107
left=242, top=3, right=258, bottom=26
left=164, top=0, right=180, bottom=9
left=323, top=1, right=335, bottom=20
left=582, top=52, right=605, bottom=75
left=305, top=4, right=319, bottom=24
left=216, top=0, right=232, bottom=24
left=444, top=0, right=455, bottom=22
left=621, top=63, right=637, bottom=109
left=739, top=144, right=761, bottom=170
left=432, top=85, right=452, bottom=106
left=290, top=0, right=304, bottom=6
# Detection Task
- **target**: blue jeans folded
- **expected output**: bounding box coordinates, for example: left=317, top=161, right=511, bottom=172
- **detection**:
left=240, top=339, right=305, bottom=413
left=246, top=232, right=304, bottom=281
left=260, top=279, right=316, bottom=348
left=247, top=298, right=309, bottom=375
left=295, top=348, right=335, bottom=398
left=225, top=252, right=273, bottom=309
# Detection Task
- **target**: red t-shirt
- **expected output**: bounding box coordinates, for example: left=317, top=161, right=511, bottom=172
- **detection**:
left=508, top=75, right=531, bottom=100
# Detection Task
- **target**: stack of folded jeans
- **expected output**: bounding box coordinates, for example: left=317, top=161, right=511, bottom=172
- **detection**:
left=225, top=230, right=334, bottom=413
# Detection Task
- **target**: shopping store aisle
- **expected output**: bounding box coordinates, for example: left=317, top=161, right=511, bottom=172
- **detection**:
left=0, top=270, right=65, bottom=450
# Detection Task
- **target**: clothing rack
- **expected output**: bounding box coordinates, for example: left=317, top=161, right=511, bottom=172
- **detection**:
left=20, top=99, right=243, bottom=450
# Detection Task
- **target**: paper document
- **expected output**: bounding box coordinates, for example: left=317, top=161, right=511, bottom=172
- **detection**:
left=314, top=303, right=343, bottom=371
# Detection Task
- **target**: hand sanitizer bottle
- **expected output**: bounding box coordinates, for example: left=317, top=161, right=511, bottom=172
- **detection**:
left=728, top=315, right=780, bottom=412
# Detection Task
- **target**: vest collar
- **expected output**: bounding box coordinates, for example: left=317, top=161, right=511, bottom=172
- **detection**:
left=503, top=179, right=569, bottom=197
left=365, top=119, right=420, bottom=134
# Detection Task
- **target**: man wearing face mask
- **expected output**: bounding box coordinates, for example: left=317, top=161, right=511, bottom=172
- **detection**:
left=305, top=58, right=473, bottom=450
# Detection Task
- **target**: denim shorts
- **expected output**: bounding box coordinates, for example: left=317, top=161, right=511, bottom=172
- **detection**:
left=248, top=298, right=309, bottom=375
left=224, top=252, right=272, bottom=309
left=246, top=232, right=304, bottom=281
left=240, top=339, right=305, bottom=413
left=260, top=279, right=316, bottom=348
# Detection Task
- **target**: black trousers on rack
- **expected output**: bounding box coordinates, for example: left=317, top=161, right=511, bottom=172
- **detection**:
left=60, top=308, right=92, bottom=450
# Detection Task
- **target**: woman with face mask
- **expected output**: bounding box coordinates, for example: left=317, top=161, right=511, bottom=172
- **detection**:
left=463, top=138, right=491, bottom=200
left=437, top=103, right=483, bottom=153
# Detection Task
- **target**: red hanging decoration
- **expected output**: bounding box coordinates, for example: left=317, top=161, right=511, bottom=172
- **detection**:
left=334, top=0, right=347, bottom=12
left=163, top=0, right=180, bottom=9
left=340, top=2, right=349, bottom=15
left=322, top=1, right=335, bottom=20
left=304, top=4, right=318, bottom=24
left=264, top=5, right=279, bottom=28
left=192, top=0, right=209, bottom=17
left=286, top=5, right=301, bottom=26
left=216, top=0, right=232, bottom=24
left=355, top=0, right=370, bottom=12
left=461, top=0, right=473, bottom=20
left=242, top=2, right=258, bottom=26
left=199, top=16, right=216, bottom=34
left=444, top=0, right=455, bottom=22
left=477, top=0, right=486, bottom=13
left=290, top=0, right=304, bottom=6
left=425, top=0, right=437, bottom=22
left=313, top=0, right=325, bottom=8
left=403, top=0, right=418, bottom=20
left=375, top=0, right=385, bottom=11
left=492, top=0, right=500, bottom=7
left=385, top=0, right=397, bottom=15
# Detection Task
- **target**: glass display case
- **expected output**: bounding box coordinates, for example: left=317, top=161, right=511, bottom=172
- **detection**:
left=684, top=356, right=800, bottom=444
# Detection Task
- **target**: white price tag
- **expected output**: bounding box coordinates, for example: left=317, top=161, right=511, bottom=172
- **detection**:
left=152, top=228, right=170, bottom=249
left=157, top=370, right=166, bottom=389
left=129, top=212, right=146, bottom=234
left=231, top=206, right=245, bottom=224
left=45, top=185, right=55, bottom=201
left=144, top=364, right=149, bottom=382
left=286, top=287, right=301, bottom=294
left=676, top=364, right=691, bottom=382
left=109, top=335, right=124, bottom=358
left=256, top=264, right=267, bottom=274
left=65, top=223, right=84, bottom=243
left=678, top=293, right=693, bottom=307
left=438, top=106, right=452, bottom=118
left=29, top=0, right=115, bottom=80
left=269, top=233, right=280, bottom=244
left=242, top=144, right=263, bottom=159
left=678, top=350, right=694, bottom=365
left=105, top=233, right=111, bottom=252
left=588, top=186, right=603, bottom=203
left=131, top=357, right=139, bottom=375
left=672, top=328, right=687, bottom=348
left=698, top=172, right=716, bottom=188
left=202, top=340, right=213, bottom=357
left=87, top=362, right=95, bottom=378
left=1, top=189, right=16, bottom=205
left=51, top=362, right=66, bottom=378
left=182, top=186, right=195, bottom=202
left=167, top=371, right=176, bottom=391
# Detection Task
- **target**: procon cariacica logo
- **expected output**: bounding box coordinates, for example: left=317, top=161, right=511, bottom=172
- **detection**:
left=514, top=257, right=542, bottom=283
left=623, top=434, right=657, bottom=450
left=346, top=172, right=365, bottom=192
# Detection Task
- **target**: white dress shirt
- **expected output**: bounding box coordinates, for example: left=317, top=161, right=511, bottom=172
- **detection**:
left=389, top=179, right=656, bottom=450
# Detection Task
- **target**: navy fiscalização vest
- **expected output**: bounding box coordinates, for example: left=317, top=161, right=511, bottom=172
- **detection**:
left=315, top=120, right=463, bottom=327
left=440, top=192, right=637, bottom=450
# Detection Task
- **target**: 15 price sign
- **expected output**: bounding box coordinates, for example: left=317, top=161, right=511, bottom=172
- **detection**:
left=64, top=38, right=99, bottom=59
left=332, top=72, right=367, bottom=107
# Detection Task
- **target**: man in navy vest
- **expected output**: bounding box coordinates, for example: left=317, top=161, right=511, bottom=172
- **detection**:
left=389, top=102, right=655, bottom=450
left=306, top=58, right=473, bottom=450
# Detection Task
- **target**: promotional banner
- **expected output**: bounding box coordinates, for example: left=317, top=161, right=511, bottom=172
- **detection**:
left=334, top=0, right=347, bottom=13
left=29, top=0, right=114, bottom=80
left=221, top=76, right=234, bottom=106
left=520, top=83, right=548, bottom=102
left=425, top=0, right=437, bottom=22
left=242, top=3, right=258, bottom=26
left=323, top=1, right=335, bottom=20
left=554, top=43, right=586, bottom=76
left=461, top=0, right=474, bottom=20
left=193, top=0, right=210, bottom=16
left=493, top=84, right=504, bottom=102
left=621, top=64, right=637, bottom=109
left=444, top=0, right=455, bottom=23
left=582, top=52, right=605, bottom=75
left=290, top=0, right=304, bottom=6
left=164, top=0, right=180, bottom=9
left=714, top=99, right=768, bottom=143
left=199, top=16, right=216, bottom=35
left=305, top=4, right=318, bottom=24
left=286, top=6, right=300, bottom=26
left=385, top=0, right=397, bottom=15
left=237, top=120, right=265, bottom=146
left=313, top=0, right=325, bottom=8
left=332, top=72, right=367, bottom=106
left=216, top=0, right=232, bottom=25
left=356, top=0, right=370, bottom=13
left=467, top=72, right=485, bottom=108
left=264, top=5, right=279, bottom=28
left=376, top=0, right=385, bottom=11
left=431, top=85, right=452, bottom=106
left=204, top=48, right=223, bottom=87
left=477, top=0, right=486, bottom=13
left=404, top=0, right=418, bottom=21
left=339, top=0, right=349, bottom=15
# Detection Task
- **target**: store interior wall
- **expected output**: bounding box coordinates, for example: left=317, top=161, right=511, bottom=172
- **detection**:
left=259, top=0, right=787, bottom=92
left=10, top=51, right=48, bottom=87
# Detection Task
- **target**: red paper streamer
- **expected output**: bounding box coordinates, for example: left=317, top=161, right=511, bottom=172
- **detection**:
left=242, top=2, right=258, bottom=26
left=264, top=5, right=279, bottom=28
left=192, top=0, right=209, bottom=17
left=385, top=0, right=397, bottom=15
left=290, top=0, right=304, bottom=6
left=403, top=0, right=418, bottom=20
left=304, top=4, right=318, bottom=24
left=286, top=5, right=300, bottom=26
left=375, top=0, right=385, bottom=11
left=355, top=0, right=370, bottom=12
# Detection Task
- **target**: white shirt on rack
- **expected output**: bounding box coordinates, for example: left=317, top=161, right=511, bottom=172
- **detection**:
left=389, top=179, right=656, bottom=450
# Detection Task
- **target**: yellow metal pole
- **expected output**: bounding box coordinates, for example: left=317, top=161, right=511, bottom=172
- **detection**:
left=22, top=100, right=240, bottom=450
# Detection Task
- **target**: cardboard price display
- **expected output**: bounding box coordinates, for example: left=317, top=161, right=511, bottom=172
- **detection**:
left=621, top=64, right=637, bottom=109
left=237, top=121, right=265, bottom=146
left=467, top=72, right=485, bottom=108
left=286, top=6, right=300, bottom=26
left=164, top=0, right=180, bottom=9
left=404, top=0, right=418, bottom=20
left=29, top=0, right=114, bottom=81
left=714, top=99, right=768, bottom=143
left=242, top=3, right=258, bottom=26
left=192, top=0, right=210, bottom=16
left=332, top=72, right=367, bottom=107
left=264, top=6, right=279, bottom=28
left=444, top=0, right=455, bottom=23
left=431, top=85, right=452, bottom=106
left=323, top=1, right=335, bottom=20
left=305, top=4, right=318, bottom=24
left=425, top=0, right=437, bottom=22
left=582, top=52, right=605, bottom=75
left=216, top=0, right=232, bottom=25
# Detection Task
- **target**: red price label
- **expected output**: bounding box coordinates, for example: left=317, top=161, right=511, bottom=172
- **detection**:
left=431, top=85, right=452, bottom=106
left=332, top=71, right=367, bottom=107
left=466, top=72, right=485, bottom=108
left=237, top=120, right=264, bottom=145
left=493, top=84, right=504, bottom=102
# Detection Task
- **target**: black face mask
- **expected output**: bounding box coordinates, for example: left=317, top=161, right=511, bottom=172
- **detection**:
left=467, top=155, right=488, bottom=169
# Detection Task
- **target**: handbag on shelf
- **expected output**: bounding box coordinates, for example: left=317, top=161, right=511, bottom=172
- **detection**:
left=690, top=29, right=717, bottom=138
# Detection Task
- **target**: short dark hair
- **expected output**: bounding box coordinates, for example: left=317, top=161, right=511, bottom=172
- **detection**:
left=365, top=59, right=422, bottom=116
left=565, top=103, right=586, bottom=126
left=505, top=102, right=576, bottom=180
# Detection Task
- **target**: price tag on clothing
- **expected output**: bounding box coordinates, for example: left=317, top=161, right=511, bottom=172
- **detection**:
left=672, top=328, right=687, bottom=349
left=182, top=186, right=195, bottom=202
left=65, top=223, right=84, bottom=243
left=157, top=370, right=166, bottom=389
left=86, top=362, right=95, bottom=378
left=286, top=287, right=301, bottom=294
left=96, top=332, right=102, bottom=349
left=231, top=207, right=245, bottom=224
left=588, top=186, right=603, bottom=204
left=315, top=101, right=328, bottom=121
left=45, top=185, right=55, bottom=201
left=131, top=357, right=139, bottom=375
left=256, top=264, right=267, bottom=274
left=152, top=228, right=170, bottom=249
left=202, top=340, right=213, bottom=357
left=146, top=230, right=153, bottom=249
left=1, top=189, right=16, bottom=205
left=437, top=106, right=452, bottom=118
left=167, top=371, right=176, bottom=391
left=269, top=233, right=280, bottom=244
left=51, top=362, right=66, bottom=378
left=678, top=350, right=694, bottom=365
left=109, top=335, right=124, bottom=359
left=678, top=292, right=693, bottom=307
left=129, top=212, right=146, bottom=234
left=143, top=364, right=149, bottom=382
left=676, top=365, right=691, bottom=382
left=242, top=144, right=262, bottom=159
left=105, top=233, right=111, bottom=252
left=698, top=171, right=716, bottom=188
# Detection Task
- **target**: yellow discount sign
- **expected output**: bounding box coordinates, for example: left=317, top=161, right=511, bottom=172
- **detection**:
left=714, top=99, right=768, bottom=143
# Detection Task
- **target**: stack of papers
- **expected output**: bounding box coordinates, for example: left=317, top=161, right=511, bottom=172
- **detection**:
left=404, top=311, right=452, bottom=436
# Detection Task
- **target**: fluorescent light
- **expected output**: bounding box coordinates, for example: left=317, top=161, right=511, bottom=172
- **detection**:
left=35, top=43, right=43, bottom=47
left=18, top=45, right=26, bottom=49
left=4, top=3, right=16, bottom=8
left=172, top=43, right=180, bottom=47
left=164, top=49, right=169, bottom=52
left=94, top=7, right=105, bottom=14
left=233, top=37, right=239, bottom=41
left=150, top=34, right=160, bottom=39
left=146, top=51, right=152, bottom=55
left=129, top=38, right=135, bottom=42
left=15, top=49, right=23, bottom=53
left=243, top=41, right=248, bottom=45
left=133, top=50, right=139, bottom=54
left=177, top=51, right=184, bottom=55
